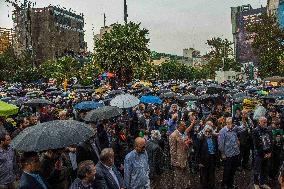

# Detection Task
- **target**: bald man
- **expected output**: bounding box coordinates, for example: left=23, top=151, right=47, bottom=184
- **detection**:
left=124, top=137, right=150, bottom=189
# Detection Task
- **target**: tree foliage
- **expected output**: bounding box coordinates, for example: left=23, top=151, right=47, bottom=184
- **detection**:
left=94, top=22, right=151, bottom=85
left=204, top=37, right=239, bottom=78
left=0, top=48, right=39, bottom=83
left=247, top=13, right=284, bottom=77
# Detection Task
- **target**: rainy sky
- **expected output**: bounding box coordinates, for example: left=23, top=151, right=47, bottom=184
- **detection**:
left=0, top=0, right=267, bottom=55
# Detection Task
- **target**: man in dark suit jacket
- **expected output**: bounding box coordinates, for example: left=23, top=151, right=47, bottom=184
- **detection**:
left=93, top=148, right=125, bottom=189
left=76, top=136, right=101, bottom=165
left=19, top=152, right=50, bottom=189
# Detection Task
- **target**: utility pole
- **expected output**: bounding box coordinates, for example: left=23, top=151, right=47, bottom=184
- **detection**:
left=103, top=13, right=106, bottom=27
left=222, top=44, right=226, bottom=71
left=124, top=0, right=128, bottom=24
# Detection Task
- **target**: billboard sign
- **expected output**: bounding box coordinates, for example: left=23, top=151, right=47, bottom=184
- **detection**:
left=235, top=7, right=266, bottom=64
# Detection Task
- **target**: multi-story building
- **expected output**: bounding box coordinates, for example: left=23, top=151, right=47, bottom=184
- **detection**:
left=93, top=25, right=113, bottom=52
left=13, top=5, right=86, bottom=64
left=180, top=48, right=206, bottom=67
left=267, top=0, right=280, bottom=14
left=0, top=27, right=15, bottom=54
left=231, top=4, right=266, bottom=65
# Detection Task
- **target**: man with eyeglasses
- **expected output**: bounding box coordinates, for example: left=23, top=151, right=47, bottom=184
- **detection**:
left=252, top=117, right=272, bottom=189
left=124, top=137, right=150, bottom=189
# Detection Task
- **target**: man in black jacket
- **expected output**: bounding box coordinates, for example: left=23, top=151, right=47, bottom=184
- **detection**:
left=19, top=152, right=49, bottom=189
left=40, top=149, right=71, bottom=189
left=197, top=125, right=217, bottom=189
left=76, top=136, right=101, bottom=165
left=146, top=130, right=164, bottom=189
left=93, top=148, right=125, bottom=189
left=252, top=117, right=272, bottom=189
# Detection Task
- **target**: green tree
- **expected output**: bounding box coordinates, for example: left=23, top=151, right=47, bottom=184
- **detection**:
left=247, top=13, right=284, bottom=77
left=39, top=56, right=80, bottom=83
left=157, top=60, right=195, bottom=81
left=0, top=48, right=40, bottom=82
left=205, top=37, right=239, bottom=78
left=133, top=61, right=156, bottom=80
left=78, top=63, right=103, bottom=85
left=0, top=47, right=18, bottom=81
left=94, top=22, right=151, bottom=85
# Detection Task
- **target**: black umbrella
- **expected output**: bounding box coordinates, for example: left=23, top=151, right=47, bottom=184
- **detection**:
left=84, top=106, right=123, bottom=122
left=234, top=96, right=253, bottom=103
left=108, top=90, right=125, bottom=96
left=24, top=99, right=53, bottom=107
left=11, top=120, right=94, bottom=152
left=160, top=92, right=176, bottom=98
left=232, top=92, right=248, bottom=99
left=159, top=89, right=172, bottom=94
left=207, top=84, right=226, bottom=94
left=177, top=95, right=199, bottom=101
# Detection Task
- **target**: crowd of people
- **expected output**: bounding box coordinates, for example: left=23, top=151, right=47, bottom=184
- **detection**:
left=1, top=80, right=284, bottom=189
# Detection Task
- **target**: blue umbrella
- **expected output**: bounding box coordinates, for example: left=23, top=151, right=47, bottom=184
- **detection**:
left=74, top=101, right=104, bottom=110
left=140, top=96, right=162, bottom=104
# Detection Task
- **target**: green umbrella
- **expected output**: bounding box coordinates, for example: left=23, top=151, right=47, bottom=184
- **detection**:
left=0, top=101, right=19, bottom=116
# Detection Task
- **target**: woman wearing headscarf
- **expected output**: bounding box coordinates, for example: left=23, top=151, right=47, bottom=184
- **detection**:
left=197, top=125, right=217, bottom=189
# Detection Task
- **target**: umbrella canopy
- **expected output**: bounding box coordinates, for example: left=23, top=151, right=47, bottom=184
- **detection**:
left=0, top=101, right=19, bottom=116
left=11, top=120, right=94, bottom=152
left=74, top=101, right=104, bottom=110
left=140, top=96, right=162, bottom=104
left=257, top=90, right=269, bottom=95
left=160, top=92, right=176, bottom=98
left=24, top=99, right=53, bottom=107
left=110, top=94, right=140, bottom=108
left=84, top=106, right=123, bottom=122
left=177, top=95, right=199, bottom=101
left=232, top=92, right=248, bottom=99
left=207, top=85, right=225, bottom=94
left=108, top=90, right=125, bottom=96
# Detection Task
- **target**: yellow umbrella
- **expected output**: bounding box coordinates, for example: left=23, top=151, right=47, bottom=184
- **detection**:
left=0, top=101, right=19, bottom=117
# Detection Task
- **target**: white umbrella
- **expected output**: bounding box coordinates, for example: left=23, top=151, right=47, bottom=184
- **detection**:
left=110, top=94, right=140, bottom=108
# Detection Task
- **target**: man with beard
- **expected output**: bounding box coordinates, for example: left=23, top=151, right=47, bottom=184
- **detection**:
left=169, top=121, right=191, bottom=189
left=252, top=117, right=272, bottom=189
left=124, top=137, right=150, bottom=189
left=237, top=110, right=254, bottom=170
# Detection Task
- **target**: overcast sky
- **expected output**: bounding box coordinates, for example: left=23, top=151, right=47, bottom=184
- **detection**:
left=0, top=0, right=267, bottom=55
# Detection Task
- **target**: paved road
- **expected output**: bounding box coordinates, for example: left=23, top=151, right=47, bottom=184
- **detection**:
left=158, top=167, right=280, bottom=189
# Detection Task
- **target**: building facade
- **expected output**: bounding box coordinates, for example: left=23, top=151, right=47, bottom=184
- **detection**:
left=231, top=4, right=266, bottom=65
left=0, top=28, right=15, bottom=54
left=93, top=25, right=113, bottom=52
left=13, top=5, right=86, bottom=64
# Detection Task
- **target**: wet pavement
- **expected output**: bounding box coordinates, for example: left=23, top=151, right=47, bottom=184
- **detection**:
left=159, top=167, right=280, bottom=189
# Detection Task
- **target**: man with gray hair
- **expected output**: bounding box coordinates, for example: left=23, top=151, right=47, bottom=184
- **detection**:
left=218, top=117, right=240, bottom=189
left=93, top=148, right=125, bottom=189
left=146, top=130, right=163, bottom=189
